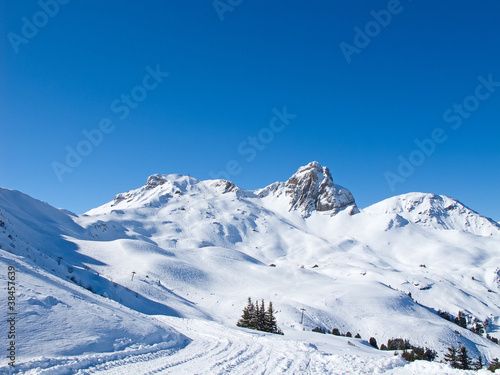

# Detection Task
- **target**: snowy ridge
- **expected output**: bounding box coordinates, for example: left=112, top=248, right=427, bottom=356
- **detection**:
left=1, top=162, right=500, bottom=373
left=365, top=192, right=500, bottom=237
left=91, top=161, right=358, bottom=219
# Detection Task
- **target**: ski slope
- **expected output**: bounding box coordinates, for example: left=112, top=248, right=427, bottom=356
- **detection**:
left=3, top=316, right=494, bottom=374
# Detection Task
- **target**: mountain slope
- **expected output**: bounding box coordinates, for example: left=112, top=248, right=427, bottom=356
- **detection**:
left=0, top=245, right=186, bottom=361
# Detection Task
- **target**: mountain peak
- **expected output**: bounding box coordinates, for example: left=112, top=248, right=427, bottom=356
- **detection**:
left=365, top=192, right=500, bottom=236
left=296, top=161, right=324, bottom=173
left=259, top=161, right=358, bottom=218
left=93, top=162, right=357, bottom=218
left=145, top=174, right=166, bottom=189
left=285, top=161, right=357, bottom=217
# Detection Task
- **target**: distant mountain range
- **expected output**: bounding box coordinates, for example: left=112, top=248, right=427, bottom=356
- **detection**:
left=1, top=161, right=500, bottom=368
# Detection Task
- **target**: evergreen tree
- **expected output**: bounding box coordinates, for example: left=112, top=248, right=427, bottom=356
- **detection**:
left=388, top=338, right=407, bottom=351
left=401, top=349, right=415, bottom=362
left=237, top=297, right=254, bottom=328
left=255, top=299, right=268, bottom=332
left=369, top=337, right=378, bottom=349
left=444, top=346, right=459, bottom=368
left=474, top=355, right=483, bottom=370
left=472, top=322, right=485, bottom=336
left=458, top=311, right=467, bottom=328
left=312, top=327, right=326, bottom=334
left=237, top=298, right=283, bottom=335
left=424, top=348, right=437, bottom=362
left=260, top=299, right=266, bottom=331
left=458, top=346, right=472, bottom=370
left=488, top=358, right=500, bottom=372
left=413, top=348, right=425, bottom=361
left=249, top=299, right=259, bottom=329
left=265, top=301, right=281, bottom=334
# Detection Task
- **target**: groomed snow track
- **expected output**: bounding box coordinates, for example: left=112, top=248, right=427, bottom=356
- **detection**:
left=5, top=317, right=486, bottom=375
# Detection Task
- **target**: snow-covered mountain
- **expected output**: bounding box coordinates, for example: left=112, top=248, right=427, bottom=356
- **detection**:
left=1, top=162, right=500, bottom=373
left=257, top=161, right=358, bottom=217
left=365, top=192, right=500, bottom=237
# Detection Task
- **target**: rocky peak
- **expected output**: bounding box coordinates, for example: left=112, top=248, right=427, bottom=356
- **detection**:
left=211, top=180, right=239, bottom=194
left=105, top=163, right=357, bottom=217
left=283, top=161, right=357, bottom=217
left=145, top=174, right=166, bottom=189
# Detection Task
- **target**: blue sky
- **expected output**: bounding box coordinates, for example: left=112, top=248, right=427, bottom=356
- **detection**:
left=1, top=1, right=499, bottom=221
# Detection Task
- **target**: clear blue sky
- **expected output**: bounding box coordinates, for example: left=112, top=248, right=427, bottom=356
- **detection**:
left=1, top=1, right=499, bottom=221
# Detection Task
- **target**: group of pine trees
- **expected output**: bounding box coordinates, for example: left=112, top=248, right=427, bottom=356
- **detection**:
left=237, top=299, right=500, bottom=370
left=444, top=346, right=484, bottom=370
left=438, top=310, right=472, bottom=330
left=378, top=338, right=437, bottom=362
left=438, top=310, right=500, bottom=349
left=311, top=327, right=361, bottom=339
left=438, top=310, right=498, bottom=342
left=236, top=297, right=283, bottom=335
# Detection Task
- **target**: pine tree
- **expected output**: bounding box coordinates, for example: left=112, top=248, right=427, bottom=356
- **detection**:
left=444, top=346, right=459, bottom=368
left=401, top=349, right=415, bottom=362
left=265, top=301, right=279, bottom=333
left=249, top=299, right=259, bottom=329
left=474, top=355, right=483, bottom=370
left=254, top=300, right=260, bottom=330
left=369, top=337, right=378, bottom=349
left=424, top=348, right=437, bottom=362
left=312, top=326, right=326, bottom=334
left=458, top=311, right=467, bottom=328
left=476, top=323, right=485, bottom=336
left=488, top=358, right=500, bottom=372
left=237, top=298, right=283, bottom=335
left=458, top=346, right=472, bottom=370
left=258, top=299, right=266, bottom=331
left=237, top=297, right=254, bottom=328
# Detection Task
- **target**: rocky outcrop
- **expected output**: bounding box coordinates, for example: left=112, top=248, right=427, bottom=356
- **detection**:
left=259, top=161, right=358, bottom=217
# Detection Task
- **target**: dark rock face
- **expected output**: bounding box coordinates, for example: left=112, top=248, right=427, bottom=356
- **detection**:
left=211, top=180, right=238, bottom=194
left=284, top=162, right=357, bottom=217
left=145, top=175, right=166, bottom=189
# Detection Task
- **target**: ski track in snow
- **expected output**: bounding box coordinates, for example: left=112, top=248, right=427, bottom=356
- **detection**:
left=10, top=317, right=486, bottom=375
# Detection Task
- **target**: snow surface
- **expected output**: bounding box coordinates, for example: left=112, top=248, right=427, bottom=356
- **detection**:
left=1, top=162, right=500, bottom=373
left=2, top=317, right=494, bottom=374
